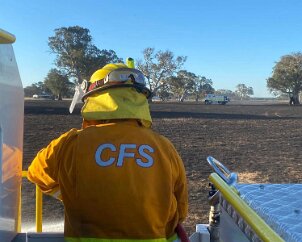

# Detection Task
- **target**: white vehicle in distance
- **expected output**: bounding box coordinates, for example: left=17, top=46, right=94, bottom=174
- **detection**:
left=204, top=94, right=230, bottom=105
left=32, top=94, right=55, bottom=100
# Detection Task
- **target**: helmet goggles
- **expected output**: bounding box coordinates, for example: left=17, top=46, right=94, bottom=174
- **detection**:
left=82, top=68, right=151, bottom=101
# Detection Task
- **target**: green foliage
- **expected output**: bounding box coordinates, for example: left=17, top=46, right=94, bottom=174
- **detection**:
left=156, top=86, right=173, bottom=101
left=168, top=70, right=196, bottom=101
left=215, top=89, right=234, bottom=95
left=24, top=82, right=51, bottom=97
left=164, top=70, right=214, bottom=102
left=24, top=84, right=41, bottom=97
left=235, top=84, right=254, bottom=99
left=193, top=76, right=214, bottom=102
left=267, top=52, right=302, bottom=103
left=215, top=89, right=236, bottom=99
left=136, top=48, right=215, bottom=101
left=136, top=48, right=187, bottom=95
left=48, top=26, right=122, bottom=84
left=44, top=69, right=74, bottom=100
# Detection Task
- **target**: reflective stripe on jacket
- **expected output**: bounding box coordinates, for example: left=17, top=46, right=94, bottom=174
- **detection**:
left=27, top=120, right=188, bottom=240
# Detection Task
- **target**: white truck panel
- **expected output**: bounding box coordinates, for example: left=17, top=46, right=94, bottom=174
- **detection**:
left=204, top=94, right=229, bottom=105
left=0, top=32, right=24, bottom=241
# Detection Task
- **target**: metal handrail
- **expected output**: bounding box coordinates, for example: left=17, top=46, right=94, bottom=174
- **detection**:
left=207, top=156, right=238, bottom=186
left=21, top=170, right=43, bottom=232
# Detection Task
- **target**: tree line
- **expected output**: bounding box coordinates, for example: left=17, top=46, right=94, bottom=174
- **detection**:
left=25, top=25, right=302, bottom=103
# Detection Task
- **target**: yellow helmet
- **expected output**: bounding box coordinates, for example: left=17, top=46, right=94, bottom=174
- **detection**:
left=81, top=63, right=151, bottom=101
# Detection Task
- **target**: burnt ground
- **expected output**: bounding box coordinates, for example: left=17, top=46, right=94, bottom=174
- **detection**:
left=22, top=100, right=302, bottom=235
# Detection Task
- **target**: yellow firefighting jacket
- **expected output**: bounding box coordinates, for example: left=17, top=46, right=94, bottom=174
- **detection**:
left=27, top=120, right=188, bottom=241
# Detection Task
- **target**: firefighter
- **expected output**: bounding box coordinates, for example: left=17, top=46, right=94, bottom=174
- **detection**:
left=27, top=62, right=188, bottom=242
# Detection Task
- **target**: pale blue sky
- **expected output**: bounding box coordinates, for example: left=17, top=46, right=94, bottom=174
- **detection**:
left=2, top=0, right=302, bottom=97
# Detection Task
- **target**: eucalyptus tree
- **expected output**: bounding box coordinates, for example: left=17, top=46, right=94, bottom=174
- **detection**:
left=193, top=76, right=214, bottom=102
left=137, top=48, right=186, bottom=96
left=48, top=26, right=121, bottom=84
left=167, top=70, right=196, bottom=101
left=267, top=52, right=302, bottom=104
left=44, top=69, right=73, bottom=100
left=235, top=84, right=254, bottom=99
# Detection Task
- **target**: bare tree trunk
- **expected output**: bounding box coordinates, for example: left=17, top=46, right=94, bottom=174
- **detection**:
left=293, top=90, right=300, bottom=105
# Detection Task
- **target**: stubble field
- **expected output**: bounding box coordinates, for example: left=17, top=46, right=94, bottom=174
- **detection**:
left=22, top=100, right=302, bottom=235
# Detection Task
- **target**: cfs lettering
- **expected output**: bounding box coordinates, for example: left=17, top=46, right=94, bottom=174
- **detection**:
left=95, top=143, right=154, bottom=168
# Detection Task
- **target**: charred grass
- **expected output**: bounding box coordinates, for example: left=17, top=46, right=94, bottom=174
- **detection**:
left=23, top=100, right=302, bottom=234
